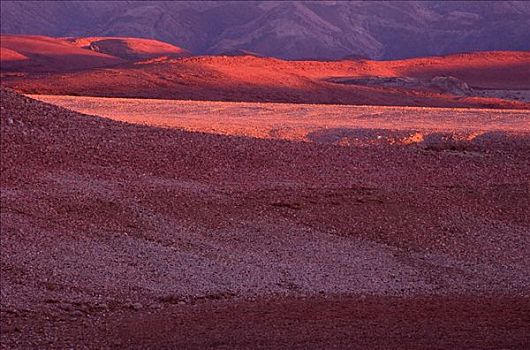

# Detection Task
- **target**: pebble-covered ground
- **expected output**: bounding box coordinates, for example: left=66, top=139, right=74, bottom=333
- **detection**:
left=29, top=95, right=530, bottom=142
left=1, top=89, right=529, bottom=348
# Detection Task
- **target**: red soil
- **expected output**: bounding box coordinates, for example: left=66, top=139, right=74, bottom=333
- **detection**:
left=2, top=36, right=528, bottom=108
left=0, top=47, right=29, bottom=62
left=1, top=88, right=529, bottom=348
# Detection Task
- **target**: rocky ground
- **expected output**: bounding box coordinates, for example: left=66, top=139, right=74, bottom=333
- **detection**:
left=1, top=89, right=529, bottom=348
left=30, top=94, right=530, bottom=142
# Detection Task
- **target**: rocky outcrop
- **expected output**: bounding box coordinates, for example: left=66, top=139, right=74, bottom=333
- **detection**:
left=430, top=76, right=471, bottom=96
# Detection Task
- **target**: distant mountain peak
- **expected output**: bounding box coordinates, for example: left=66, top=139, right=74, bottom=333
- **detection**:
left=1, top=1, right=529, bottom=60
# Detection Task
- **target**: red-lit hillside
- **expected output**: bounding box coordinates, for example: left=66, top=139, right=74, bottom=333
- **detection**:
left=0, top=34, right=189, bottom=72
left=63, top=36, right=190, bottom=60
left=0, top=35, right=125, bottom=72
left=2, top=41, right=528, bottom=109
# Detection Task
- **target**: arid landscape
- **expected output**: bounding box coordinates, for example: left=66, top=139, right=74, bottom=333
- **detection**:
left=1, top=1, right=530, bottom=349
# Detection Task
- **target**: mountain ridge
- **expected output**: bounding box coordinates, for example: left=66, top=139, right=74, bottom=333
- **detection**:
left=2, top=1, right=529, bottom=60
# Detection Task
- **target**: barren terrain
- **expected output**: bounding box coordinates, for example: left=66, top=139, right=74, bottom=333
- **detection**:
left=1, top=89, right=529, bottom=348
left=2, top=3, right=529, bottom=348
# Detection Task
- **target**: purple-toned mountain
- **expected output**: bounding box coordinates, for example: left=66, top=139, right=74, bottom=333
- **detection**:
left=1, top=1, right=529, bottom=60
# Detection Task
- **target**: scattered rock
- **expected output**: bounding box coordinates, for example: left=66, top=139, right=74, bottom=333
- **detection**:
left=130, top=303, right=143, bottom=311
left=59, top=303, right=74, bottom=312
left=71, top=310, right=84, bottom=317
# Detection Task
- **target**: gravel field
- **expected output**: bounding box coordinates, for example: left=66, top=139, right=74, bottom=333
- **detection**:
left=30, top=94, right=530, bottom=142
left=1, top=89, right=529, bottom=348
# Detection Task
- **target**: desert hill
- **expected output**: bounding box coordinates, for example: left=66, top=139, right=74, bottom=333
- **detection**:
left=2, top=43, right=529, bottom=109
left=63, top=36, right=190, bottom=61
left=0, top=35, right=125, bottom=72
left=0, top=34, right=188, bottom=72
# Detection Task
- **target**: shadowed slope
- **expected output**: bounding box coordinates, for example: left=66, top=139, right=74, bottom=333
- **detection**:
left=391, top=51, right=530, bottom=89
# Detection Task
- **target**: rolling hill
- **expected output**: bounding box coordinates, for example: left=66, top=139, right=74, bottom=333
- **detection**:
left=0, top=34, right=188, bottom=72
left=2, top=38, right=529, bottom=109
left=0, top=34, right=125, bottom=72
left=63, top=36, right=190, bottom=61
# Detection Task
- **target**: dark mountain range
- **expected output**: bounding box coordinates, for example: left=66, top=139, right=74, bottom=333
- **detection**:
left=1, top=1, right=529, bottom=60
